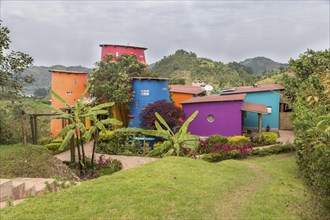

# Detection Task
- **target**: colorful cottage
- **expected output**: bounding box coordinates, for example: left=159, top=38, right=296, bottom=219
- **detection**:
left=181, top=94, right=268, bottom=137
left=50, top=69, right=89, bottom=137
left=169, top=85, right=205, bottom=108
left=128, top=77, right=170, bottom=128
left=220, top=84, right=284, bottom=130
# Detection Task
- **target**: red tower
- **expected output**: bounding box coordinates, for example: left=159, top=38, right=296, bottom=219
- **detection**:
left=100, top=44, right=147, bottom=63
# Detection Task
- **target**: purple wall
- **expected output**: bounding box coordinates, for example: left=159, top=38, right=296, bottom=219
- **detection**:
left=182, top=101, right=243, bottom=137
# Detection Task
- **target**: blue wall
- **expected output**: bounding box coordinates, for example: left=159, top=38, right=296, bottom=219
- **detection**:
left=129, top=79, right=170, bottom=128
left=243, top=90, right=281, bottom=129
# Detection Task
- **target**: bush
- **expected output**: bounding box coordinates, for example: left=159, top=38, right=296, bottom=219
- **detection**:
left=97, top=128, right=144, bottom=155
left=197, top=135, right=228, bottom=154
left=227, top=136, right=251, bottom=146
left=38, top=137, right=52, bottom=145
left=250, top=144, right=296, bottom=157
left=44, top=139, right=69, bottom=154
left=202, top=153, right=224, bottom=162
left=252, top=132, right=278, bottom=146
left=139, top=99, right=185, bottom=130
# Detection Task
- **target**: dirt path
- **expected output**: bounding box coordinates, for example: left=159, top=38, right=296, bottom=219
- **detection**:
left=55, top=142, right=157, bottom=170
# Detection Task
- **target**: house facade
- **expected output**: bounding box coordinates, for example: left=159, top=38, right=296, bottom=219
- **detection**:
left=169, top=85, right=205, bottom=108
left=182, top=94, right=246, bottom=137
left=100, top=44, right=147, bottom=63
left=50, top=70, right=89, bottom=137
left=221, top=84, right=284, bottom=130
left=128, top=77, right=170, bottom=128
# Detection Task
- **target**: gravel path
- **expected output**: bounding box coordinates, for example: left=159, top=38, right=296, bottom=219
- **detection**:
left=55, top=142, right=157, bottom=170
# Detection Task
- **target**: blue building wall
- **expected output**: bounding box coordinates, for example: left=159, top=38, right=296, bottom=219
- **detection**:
left=129, top=79, right=170, bottom=128
left=243, top=90, right=281, bottom=129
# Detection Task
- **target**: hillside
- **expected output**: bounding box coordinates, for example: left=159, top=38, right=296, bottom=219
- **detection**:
left=150, top=49, right=259, bottom=88
left=22, top=65, right=92, bottom=96
left=239, top=57, right=288, bottom=74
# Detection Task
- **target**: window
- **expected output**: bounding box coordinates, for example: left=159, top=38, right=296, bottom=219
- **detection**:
left=74, top=78, right=77, bottom=84
left=66, top=91, right=73, bottom=95
left=207, top=114, right=215, bottom=123
left=267, top=106, right=272, bottom=114
left=141, top=89, right=149, bottom=96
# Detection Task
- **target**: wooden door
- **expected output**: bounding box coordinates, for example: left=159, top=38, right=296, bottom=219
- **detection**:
left=280, top=112, right=292, bottom=130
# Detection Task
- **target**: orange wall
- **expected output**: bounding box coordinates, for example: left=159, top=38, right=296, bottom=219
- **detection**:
left=171, top=92, right=194, bottom=109
left=50, top=71, right=89, bottom=137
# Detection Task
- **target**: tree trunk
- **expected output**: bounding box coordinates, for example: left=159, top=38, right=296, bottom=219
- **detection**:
left=70, top=136, right=75, bottom=163
left=80, top=132, right=86, bottom=170
left=91, top=130, right=99, bottom=175
left=75, top=130, right=82, bottom=175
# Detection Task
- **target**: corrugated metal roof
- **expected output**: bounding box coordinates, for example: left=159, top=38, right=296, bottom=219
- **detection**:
left=241, top=102, right=268, bottom=114
left=181, top=94, right=245, bottom=104
left=221, top=84, right=284, bottom=94
left=49, top=70, right=89, bottom=74
left=131, top=77, right=168, bottom=81
left=169, top=85, right=204, bottom=95
left=99, top=44, right=147, bottom=50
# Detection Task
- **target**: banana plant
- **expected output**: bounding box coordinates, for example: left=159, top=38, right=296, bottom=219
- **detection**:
left=51, top=84, right=122, bottom=176
left=142, top=110, right=199, bottom=157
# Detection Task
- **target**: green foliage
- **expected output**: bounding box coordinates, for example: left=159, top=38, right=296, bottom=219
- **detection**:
left=201, top=153, right=224, bottom=162
left=227, top=136, right=251, bottom=146
left=283, top=49, right=330, bottom=209
left=0, top=96, right=52, bottom=144
left=97, top=128, right=144, bottom=155
left=38, top=137, right=52, bottom=145
left=0, top=21, right=34, bottom=94
left=44, top=139, right=70, bottom=155
left=90, top=54, right=147, bottom=104
left=197, top=135, right=228, bottom=154
left=142, top=111, right=200, bottom=157
left=252, top=132, right=278, bottom=146
left=151, top=49, right=259, bottom=87
left=251, top=144, right=296, bottom=157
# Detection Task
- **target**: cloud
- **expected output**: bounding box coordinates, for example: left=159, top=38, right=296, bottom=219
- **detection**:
left=1, top=1, right=329, bottom=67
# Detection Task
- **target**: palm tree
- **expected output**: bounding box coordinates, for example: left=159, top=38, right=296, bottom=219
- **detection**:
left=51, top=85, right=122, bottom=176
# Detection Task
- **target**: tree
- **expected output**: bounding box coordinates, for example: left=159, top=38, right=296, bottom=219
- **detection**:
left=51, top=85, right=122, bottom=177
left=142, top=111, right=199, bottom=157
left=90, top=54, right=149, bottom=127
left=0, top=21, right=34, bottom=94
left=139, top=99, right=185, bottom=130
left=34, top=88, right=48, bottom=98
left=284, top=49, right=330, bottom=213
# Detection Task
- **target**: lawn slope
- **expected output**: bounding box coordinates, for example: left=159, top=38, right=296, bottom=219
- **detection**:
left=0, top=153, right=312, bottom=219
left=0, top=145, right=78, bottom=180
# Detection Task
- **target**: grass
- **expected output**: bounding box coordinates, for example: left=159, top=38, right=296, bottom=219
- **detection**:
left=0, top=152, right=318, bottom=219
left=0, top=144, right=77, bottom=180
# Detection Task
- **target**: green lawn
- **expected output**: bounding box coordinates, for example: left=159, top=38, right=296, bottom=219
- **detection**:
left=0, top=153, right=314, bottom=219
left=0, top=145, right=77, bottom=180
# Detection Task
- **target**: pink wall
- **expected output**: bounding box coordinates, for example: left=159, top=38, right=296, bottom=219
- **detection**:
left=182, top=101, right=243, bottom=137
left=101, top=45, right=147, bottom=63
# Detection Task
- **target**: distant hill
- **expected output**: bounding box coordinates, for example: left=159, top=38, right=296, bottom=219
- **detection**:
left=239, top=57, right=288, bottom=74
left=22, top=65, right=92, bottom=96
left=150, top=49, right=259, bottom=88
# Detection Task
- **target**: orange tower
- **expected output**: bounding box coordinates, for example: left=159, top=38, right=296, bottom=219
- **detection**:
left=50, top=70, right=89, bottom=137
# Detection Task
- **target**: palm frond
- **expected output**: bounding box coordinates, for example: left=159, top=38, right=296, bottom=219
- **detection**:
left=59, top=130, right=74, bottom=151
left=91, top=102, right=115, bottom=111
left=51, top=90, right=70, bottom=106
left=54, top=124, right=75, bottom=140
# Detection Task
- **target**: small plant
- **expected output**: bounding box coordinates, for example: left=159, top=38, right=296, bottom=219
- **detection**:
left=227, top=136, right=251, bottom=146
left=6, top=197, right=14, bottom=207
left=252, top=132, right=278, bottom=146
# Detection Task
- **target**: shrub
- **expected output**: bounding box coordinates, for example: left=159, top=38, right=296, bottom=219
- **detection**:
left=97, top=155, right=122, bottom=176
left=38, top=137, right=52, bottom=145
left=202, top=153, right=224, bottom=162
left=250, top=144, right=296, bottom=157
left=252, top=132, right=278, bottom=146
left=211, top=143, right=253, bottom=156
left=139, top=99, right=185, bottom=130
left=227, top=136, right=251, bottom=146
left=97, top=128, right=144, bottom=155
left=197, top=135, right=228, bottom=154
left=44, top=139, right=69, bottom=155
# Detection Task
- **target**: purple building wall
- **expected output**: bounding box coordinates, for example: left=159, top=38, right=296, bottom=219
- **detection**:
left=182, top=101, right=243, bottom=137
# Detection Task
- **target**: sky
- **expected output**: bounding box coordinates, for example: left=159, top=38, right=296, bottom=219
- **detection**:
left=1, top=0, right=329, bottom=67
